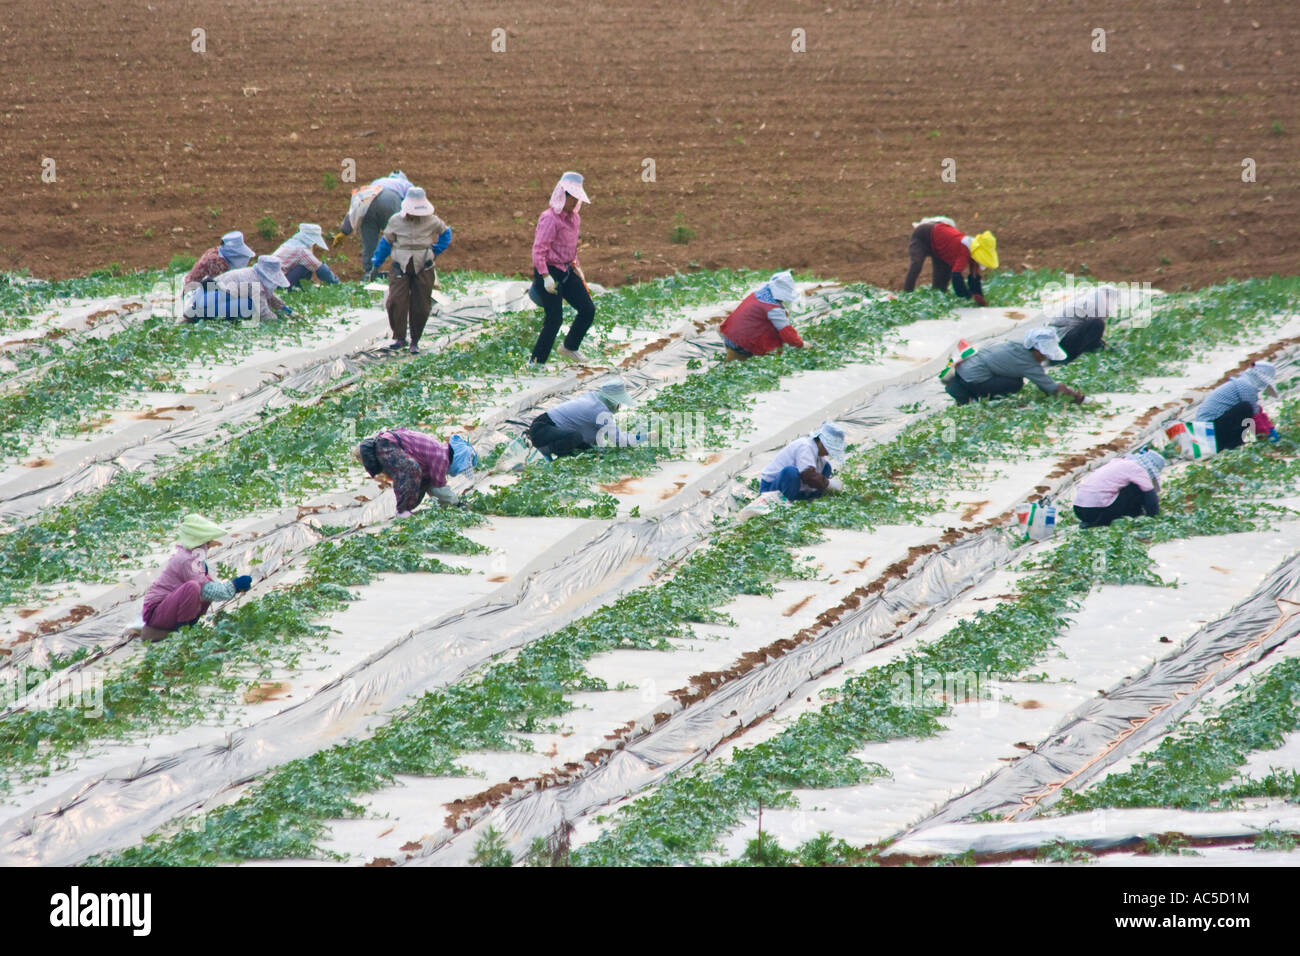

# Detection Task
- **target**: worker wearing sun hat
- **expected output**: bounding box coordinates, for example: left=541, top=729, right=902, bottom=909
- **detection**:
left=353, top=427, right=477, bottom=515
left=1073, top=448, right=1167, bottom=528
left=945, top=326, right=1085, bottom=405
left=184, top=230, right=257, bottom=290
left=903, top=217, right=997, bottom=305
left=759, top=421, right=847, bottom=502
left=718, top=270, right=806, bottom=360
left=527, top=378, right=644, bottom=458
left=1194, top=360, right=1282, bottom=449
left=139, top=514, right=252, bottom=641
left=528, top=171, right=597, bottom=365
left=272, top=223, right=341, bottom=288
left=185, top=254, right=293, bottom=321
left=368, top=186, right=452, bottom=355
left=332, top=170, right=414, bottom=267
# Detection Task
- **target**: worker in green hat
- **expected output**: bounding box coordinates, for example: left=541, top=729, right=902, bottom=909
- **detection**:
left=139, top=514, right=252, bottom=641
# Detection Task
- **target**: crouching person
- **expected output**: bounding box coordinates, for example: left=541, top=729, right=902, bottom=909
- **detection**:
left=1194, top=361, right=1281, bottom=450
left=140, top=514, right=252, bottom=642
left=355, top=429, right=478, bottom=516
left=718, top=270, right=804, bottom=360
left=527, top=379, right=642, bottom=459
left=759, top=422, right=847, bottom=501
left=1072, top=449, right=1166, bottom=529
left=945, top=327, right=1085, bottom=406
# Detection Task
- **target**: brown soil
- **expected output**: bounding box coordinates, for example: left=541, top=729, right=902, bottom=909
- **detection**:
left=3, top=2, right=1296, bottom=290
left=242, top=681, right=289, bottom=704
left=23, top=458, right=54, bottom=468
left=129, top=404, right=195, bottom=421
left=598, top=476, right=641, bottom=494
left=781, top=594, right=814, bottom=617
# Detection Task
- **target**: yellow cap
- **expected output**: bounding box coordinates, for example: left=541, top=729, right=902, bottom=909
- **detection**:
left=970, top=231, right=998, bottom=269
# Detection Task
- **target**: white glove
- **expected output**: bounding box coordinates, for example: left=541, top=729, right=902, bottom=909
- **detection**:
left=542, top=274, right=557, bottom=295
left=827, top=477, right=844, bottom=493
left=430, top=485, right=460, bottom=507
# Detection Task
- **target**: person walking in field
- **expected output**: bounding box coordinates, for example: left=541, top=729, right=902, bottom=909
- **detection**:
left=332, top=170, right=414, bottom=271
left=185, top=256, right=293, bottom=321
left=944, top=327, right=1086, bottom=405
left=902, top=216, right=997, bottom=305
left=354, top=429, right=478, bottom=514
left=759, top=422, right=847, bottom=502
left=366, top=187, right=452, bottom=355
left=1072, top=449, right=1166, bottom=528
left=718, top=270, right=805, bottom=360
left=139, top=514, right=252, bottom=642
left=272, top=223, right=341, bottom=288
left=184, top=231, right=256, bottom=288
left=528, top=171, right=596, bottom=365
left=527, top=380, right=643, bottom=458
left=1193, top=361, right=1281, bottom=450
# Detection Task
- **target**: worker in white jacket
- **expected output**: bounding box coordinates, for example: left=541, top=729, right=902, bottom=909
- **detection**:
left=759, top=422, right=847, bottom=501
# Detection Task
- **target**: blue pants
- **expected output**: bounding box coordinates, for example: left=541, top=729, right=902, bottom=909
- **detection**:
left=760, top=462, right=831, bottom=501
left=184, top=288, right=254, bottom=320
left=285, top=262, right=339, bottom=288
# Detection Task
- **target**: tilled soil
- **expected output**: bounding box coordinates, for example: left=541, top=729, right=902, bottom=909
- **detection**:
left=1, top=0, right=1296, bottom=290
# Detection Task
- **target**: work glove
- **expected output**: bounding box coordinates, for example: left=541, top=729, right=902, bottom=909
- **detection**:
left=827, top=476, right=844, bottom=493
left=1269, top=428, right=1281, bottom=443
left=542, top=274, right=557, bottom=295
left=232, top=575, right=253, bottom=593
left=395, top=510, right=412, bottom=519
left=279, top=306, right=294, bottom=318
left=972, top=293, right=988, bottom=307
left=330, top=231, right=346, bottom=249
left=430, top=485, right=460, bottom=507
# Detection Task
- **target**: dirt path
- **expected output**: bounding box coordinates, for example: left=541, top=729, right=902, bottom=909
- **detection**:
left=1, top=1, right=1297, bottom=289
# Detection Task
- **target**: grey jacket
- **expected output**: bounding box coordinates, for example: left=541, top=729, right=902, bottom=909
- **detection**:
left=957, top=341, right=1060, bottom=394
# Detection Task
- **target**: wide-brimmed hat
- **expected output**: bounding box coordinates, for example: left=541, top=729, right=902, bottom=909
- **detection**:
left=179, top=513, right=228, bottom=549
left=969, top=231, right=999, bottom=269
left=254, top=256, right=291, bottom=288
left=219, top=231, right=255, bottom=264
left=293, top=223, right=328, bottom=249
left=401, top=187, right=435, bottom=216
left=1245, top=361, right=1279, bottom=396
left=1024, top=326, right=1066, bottom=362
left=812, top=421, right=847, bottom=465
left=597, top=379, right=635, bottom=408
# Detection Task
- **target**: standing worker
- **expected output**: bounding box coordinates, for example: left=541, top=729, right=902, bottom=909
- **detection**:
left=527, top=380, right=642, bottom=458
left=272, top=223, right=341, bottom=288
left=1193, top=361, right=1281, bottom=450
left=902, top=216, right=997, bottom=305
left=1072, top=449, right=1166, bottom=528
left=944, top=327, right=1085, bottom=405
left=718, top=270, right=805, bottom=360
left=139, top=514, right=252, bottom=642
left=354, top=429, right=478, bottom=515
left=529, top=171, right=596, bottom=365
left=759, top=422, right=847, bottom=501
left=366, top=187, right=452, bottom=355
left=184, top=231, right=256, bottom=289
left=332, top=170, right=414, bottom=272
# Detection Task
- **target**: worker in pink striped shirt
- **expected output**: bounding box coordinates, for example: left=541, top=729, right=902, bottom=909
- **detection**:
left=528, top=171, right=596, bottom=365
left=272, top=224, right=340, bottom=288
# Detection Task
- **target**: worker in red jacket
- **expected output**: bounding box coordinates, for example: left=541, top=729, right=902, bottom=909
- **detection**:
left=902, top=216, right=997, bottom=305
left=718, top=270, right=804, bottom=360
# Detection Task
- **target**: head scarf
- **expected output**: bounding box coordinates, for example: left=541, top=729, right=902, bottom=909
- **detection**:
left=548, top=171, right=590, bottom=213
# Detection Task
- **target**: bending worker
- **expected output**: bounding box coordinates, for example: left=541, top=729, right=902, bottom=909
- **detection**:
left=140, top=514, right=252, bottom=641
left=529, top=171, right=596, bottom=365
left=902, top=216, right=997, bottom=305
left=332, top=170, right=413, bottom=269
left=354, top=428, right=478, bottom=516
left=1047, top=284, right=1117, bottom=363
left=759, top=422, right=847, bottom=501
left=272, top=223, right=341, bottom=288
left=185, top=256, right=293, bottom=321
left=718, top=270, right=805, bottom=360
left=945, top=327, right=1085, bottom=406
left=367, top=186, right=452, bottom=355
left=1193, top=361, right=1280, bottom=450
left=185, top=231, right=255, bottom=288
left=527, top=379, right=642, bottom=458
left=1072, top=449, right=1166, bottom=528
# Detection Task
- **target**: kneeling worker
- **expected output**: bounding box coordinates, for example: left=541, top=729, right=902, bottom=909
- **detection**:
left=945, top=327, right=1085, bottom=406
left=759, top=421, right=847, bottom=501
left=355, top=429, right=478, bottom=516
left=719, top=270, right=805, bottom=360
left=527, top=379, right=642, bottom=458
left=1072, top=449, right=1166, bottom=528
left=1193, top=361, right=1280, bottom=451
left=140, top=514, right=252, bottom=641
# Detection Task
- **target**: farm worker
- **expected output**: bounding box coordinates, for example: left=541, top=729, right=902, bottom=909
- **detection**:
left=184, top=256, right=293, bottom=321
left=528, top=171, right=596, bottom=365
left=1193, top=361, right=1280, bottom=450
left=902, top=217, right=997, bottom=305
left=944, top=327, right=1086, bottom=406
left=1072, top=449, right=1166, bottom=529
left=354, top=429, right=478, bottom=515
left=184, top=231, right=255, bottom=288
left=366, top=187, right=452, bottom=355
left=271, top=223, right=340, bottom=288
left=332, top=170, right=413, bottom=269
left=527, top=379, right=643, bottom=459
left=718, top=270, right=805, bottom=360
left=1047, top=284, right=1117, bottom=363
left=139, top=514, right=252, bottom=641
left=759, top=422, right=847, bottom=502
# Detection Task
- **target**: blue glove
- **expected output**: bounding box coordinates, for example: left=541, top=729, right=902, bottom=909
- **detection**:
left=432, top=227, right=452, bottom=256
left=232, top=575, right=252, bottom=592
left=371, top=237, right=393, bottom=271
left=279, top=306, right=294, bottom=317
left=1269, top=428, right=1281, bottom=443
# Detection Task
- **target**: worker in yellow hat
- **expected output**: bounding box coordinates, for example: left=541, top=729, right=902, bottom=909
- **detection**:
left=903, top=216, right=998, bottom=305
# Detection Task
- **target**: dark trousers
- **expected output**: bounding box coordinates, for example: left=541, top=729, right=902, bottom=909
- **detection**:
left=528, top=412, right=589, bottom=458
left=945, top=373, right=1025, bottom=405
left=1054, top=318, right=1107, bottom=363
left=759, top=462, right=831, bottom=502
left=387, top=263, right=437, bottom=345
left=1208, top=400, right=1257, bottom=451
left=1074, top=482, right=1146, bottom=529
left=903, top=223, right=982, bottom=298
left=530, top=265, right=596, bottom=363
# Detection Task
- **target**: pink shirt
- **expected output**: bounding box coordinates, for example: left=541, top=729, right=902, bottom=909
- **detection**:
left=1074, top=458, right=1155, bottom=509
left=142, top=545, right=213, bottom=616
left=381, top=428, right=450, bottom=488
left=532, top=208, right=581, bottom=275
left=271, top=240, right=322, bottom=274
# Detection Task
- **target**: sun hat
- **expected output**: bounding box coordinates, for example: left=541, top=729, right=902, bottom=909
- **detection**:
left=400, top=187, right=435, bottom=216
left=1130, top=448, right=1167, bottom=484
left=1244, top=361, right=1278, bottom=396
left=597, top=379, right=635, bottom=408
left=812, top=421, right=847, bottom=465
left=969, top=231, right=999, bottom=269
left=179, top=513, right=228, bottom=550
left=292, top=223, right=328, bottom=249
left=448, top=435, right=479, bottom=477
left=548, top=171, right=590, bottom=212
left=254, top=256, right=291, bottom=289
left=1024, top=326, right=1067, bottom=362
left=219, top=231, right=255, bottom=266
left=766, top=270, right=798, bottom=303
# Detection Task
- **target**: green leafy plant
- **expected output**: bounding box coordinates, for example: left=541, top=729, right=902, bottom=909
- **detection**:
left=255, top=216, right=279, bottom=241
left=470, top=827, right=513, bottom=867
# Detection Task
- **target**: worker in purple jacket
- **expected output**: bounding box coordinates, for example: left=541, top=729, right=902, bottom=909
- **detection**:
left=354, top=428, right=478, bottom=515
left=1072, top=449, right=1166, bottom=528
left=139, top=514, right=252, bottom=641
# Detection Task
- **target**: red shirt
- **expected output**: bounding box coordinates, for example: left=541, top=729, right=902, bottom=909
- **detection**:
left=929, top=223, right=972, bottom=272
left=719, top=293, right=804, bottom=356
